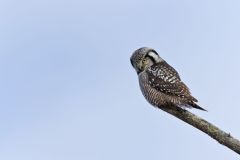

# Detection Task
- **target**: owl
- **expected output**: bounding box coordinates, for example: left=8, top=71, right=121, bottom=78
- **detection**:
left=130, top=47, right=206, bottom=111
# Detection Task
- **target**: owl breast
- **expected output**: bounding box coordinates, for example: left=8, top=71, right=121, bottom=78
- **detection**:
left=138, top=70, right=184, bottom=108
left=139, top=72, right=167, bottom=107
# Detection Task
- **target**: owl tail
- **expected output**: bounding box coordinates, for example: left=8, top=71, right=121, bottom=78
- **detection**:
left=189, top=102, right=207, bottom=111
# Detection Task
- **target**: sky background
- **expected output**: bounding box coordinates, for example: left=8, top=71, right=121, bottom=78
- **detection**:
left=0, top=0, right=240, bottom=159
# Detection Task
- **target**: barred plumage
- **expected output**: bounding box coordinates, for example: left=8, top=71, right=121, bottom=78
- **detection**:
left=130, top=47, right=206, bottom=111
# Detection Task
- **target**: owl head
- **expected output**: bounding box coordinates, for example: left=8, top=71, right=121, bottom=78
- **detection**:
left=130, top=47, right=163, bottom=74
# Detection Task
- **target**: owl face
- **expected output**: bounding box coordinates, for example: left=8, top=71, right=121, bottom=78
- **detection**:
left=130, top=47, right=163, bottom=74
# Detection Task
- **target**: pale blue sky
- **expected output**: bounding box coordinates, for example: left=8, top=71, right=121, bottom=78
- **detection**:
left=0, top=0, right=240, bottom=159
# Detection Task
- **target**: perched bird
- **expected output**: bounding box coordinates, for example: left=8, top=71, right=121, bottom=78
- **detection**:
left=130, top=47, right=206, bottom=111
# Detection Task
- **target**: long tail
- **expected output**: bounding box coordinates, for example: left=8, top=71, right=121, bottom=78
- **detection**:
left=189, top=102, right=207, bottom=111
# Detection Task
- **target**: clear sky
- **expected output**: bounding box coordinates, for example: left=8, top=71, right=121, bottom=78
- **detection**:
left=0, top=0, right=240, bottom=159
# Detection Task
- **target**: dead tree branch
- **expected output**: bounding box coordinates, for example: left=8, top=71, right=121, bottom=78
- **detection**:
left=159, top=105, right=240, bottom=155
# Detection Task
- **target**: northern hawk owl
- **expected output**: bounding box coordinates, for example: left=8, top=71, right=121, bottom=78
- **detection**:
left=130, top=47, right=206, bottom=111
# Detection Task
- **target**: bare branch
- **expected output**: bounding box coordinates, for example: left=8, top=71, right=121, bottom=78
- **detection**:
left=159, top=105, right=240, bottom=155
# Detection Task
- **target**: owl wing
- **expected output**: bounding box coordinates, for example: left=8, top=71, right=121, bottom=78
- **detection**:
left=147, top=61, right=197, bottom=101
